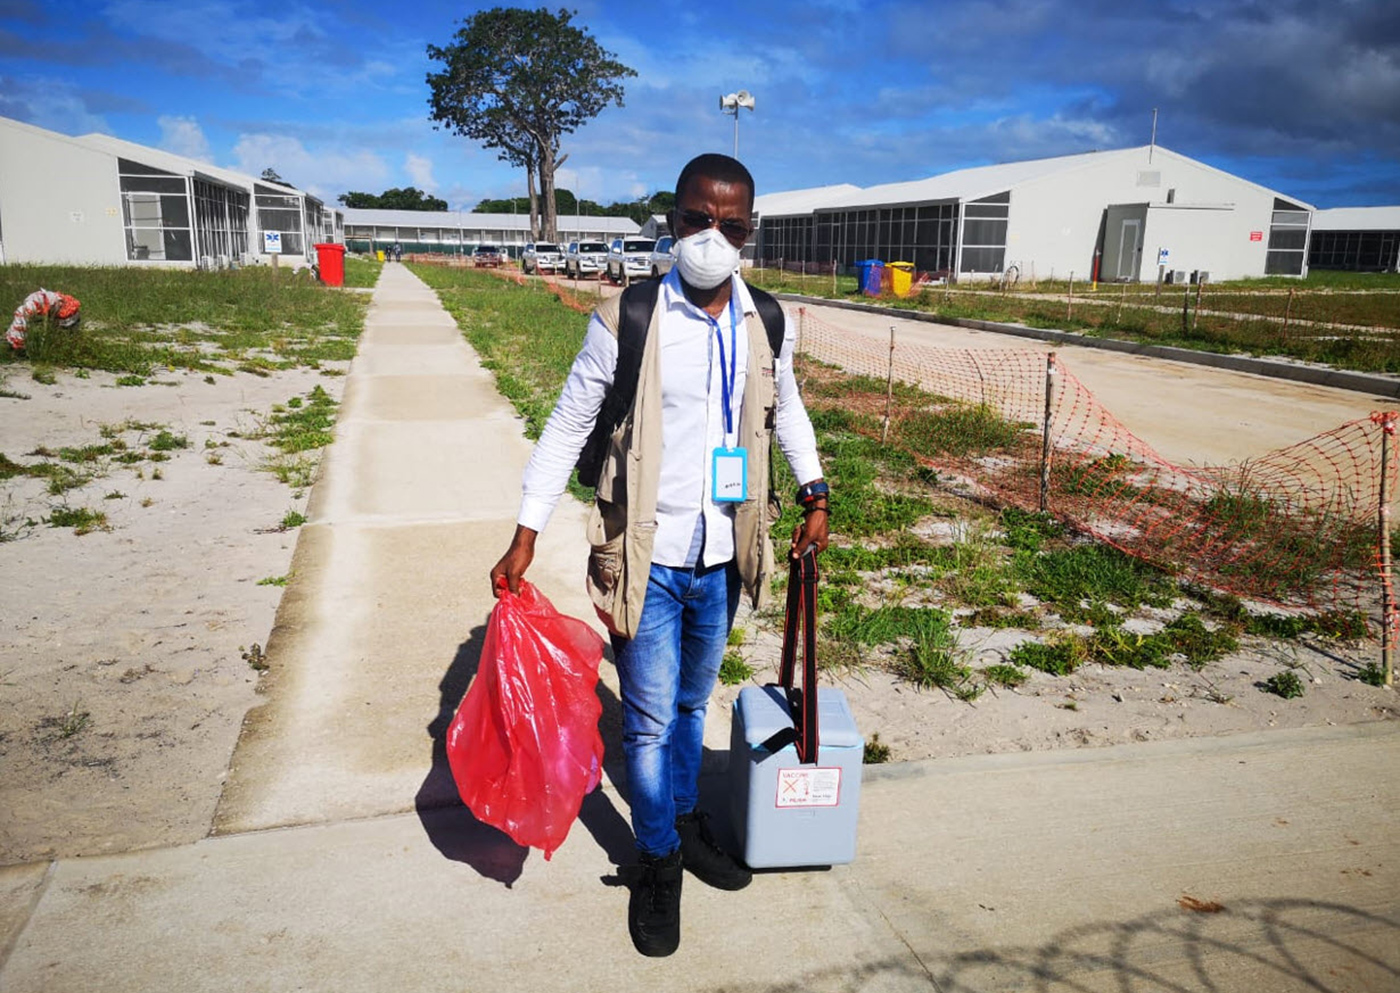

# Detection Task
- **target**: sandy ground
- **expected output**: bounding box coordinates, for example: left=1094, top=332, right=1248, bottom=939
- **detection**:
left=0, top=285, right=1395, bottom=868
left=0, top=363, right=342, bottom=863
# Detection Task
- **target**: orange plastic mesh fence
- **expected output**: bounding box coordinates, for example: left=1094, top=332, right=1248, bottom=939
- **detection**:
left=793, top=306, right=1399, bottom=627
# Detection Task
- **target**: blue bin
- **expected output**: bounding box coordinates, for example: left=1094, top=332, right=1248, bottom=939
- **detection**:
left=855, top=259, right=884, bottom=296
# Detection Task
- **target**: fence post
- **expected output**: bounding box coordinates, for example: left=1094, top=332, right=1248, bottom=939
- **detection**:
left=1282, top=286, right=1295, bottom=336
left=1066, top=273, right=1075, bottom=322
left=1193, top=279, right=1203, bottom=332
left=1116, top=282, right=1127, bottom=324
left=1039, top=352, right=1057, bottom=512
left=881, top=325, right=897, bottom=444
left=1381, top=413, right=1396, bottom=687
left=1181, top=286, right=1190, bottom=335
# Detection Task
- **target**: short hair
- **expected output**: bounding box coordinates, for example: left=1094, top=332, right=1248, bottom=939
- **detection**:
left=675, top=154, right=755, bottom=210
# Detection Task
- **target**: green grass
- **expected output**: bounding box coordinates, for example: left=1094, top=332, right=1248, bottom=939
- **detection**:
left=1262, top=670, right=1305, bottom=699
left=982, top=663, right=1029, bottom=688
left=280, top=509, right=307, bottom=529
left=1016, top=543, right=1172, bottom=619
left=898, top=630, right=981, bottom=698
left=45, top=506, right=109, bottom=534
left=718, top=649, right=754, bottom=685
left=827, top=603, right=953, bottom=646
left=1008, top=639, right=1082, bottom=675
left=257, top=574, right=290, bottom=587
left=341, top=255, right=382, bottom=289
left=1, top=264, right=367, bottom=377
left=863, top=733, right=892, bottom=763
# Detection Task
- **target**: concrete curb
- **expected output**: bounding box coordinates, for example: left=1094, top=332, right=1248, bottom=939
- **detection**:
left=771, top=292, right=1400, bottom=400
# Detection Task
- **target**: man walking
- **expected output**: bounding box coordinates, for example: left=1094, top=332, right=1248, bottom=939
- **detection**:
left=490, top=153, right=829, bottom=956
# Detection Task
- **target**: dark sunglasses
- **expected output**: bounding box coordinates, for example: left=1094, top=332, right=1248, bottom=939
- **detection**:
left=677, top=208, right=752, bottom=244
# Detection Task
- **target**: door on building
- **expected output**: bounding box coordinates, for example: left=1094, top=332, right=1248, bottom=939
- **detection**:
left=1116, top=218, right=1143, bottom=281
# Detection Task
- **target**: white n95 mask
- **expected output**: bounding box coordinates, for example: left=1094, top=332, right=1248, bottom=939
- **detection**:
left=675, top=228, right=741, bottom=289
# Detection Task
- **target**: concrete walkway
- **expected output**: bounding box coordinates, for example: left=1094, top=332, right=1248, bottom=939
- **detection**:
left=2, top=264, right=1397, bottom=992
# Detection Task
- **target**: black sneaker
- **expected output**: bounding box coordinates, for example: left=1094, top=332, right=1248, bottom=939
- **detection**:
left=628, top=849, right=682, bottom=957
left=676, top=810, right=752, bottom=891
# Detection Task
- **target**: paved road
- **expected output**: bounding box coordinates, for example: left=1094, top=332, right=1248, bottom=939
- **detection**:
left=3, top=264, right=1396, bottom=992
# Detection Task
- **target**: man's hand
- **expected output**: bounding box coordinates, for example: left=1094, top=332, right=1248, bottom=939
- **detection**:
left=490, top=525, right=538, bottom=596
left=790, top=507, right=829, bottom=560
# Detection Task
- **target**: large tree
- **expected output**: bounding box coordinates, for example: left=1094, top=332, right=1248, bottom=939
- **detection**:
left=338, top=187, right=449, bottom=210
left=425, top=7, right=634, bottom=240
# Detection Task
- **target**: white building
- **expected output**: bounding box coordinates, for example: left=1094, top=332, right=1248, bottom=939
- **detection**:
left=0, top=115, right=342, bottom=268
left=342, top=209, right=638, bottom=257
left=1308, top=207, right=1400, bottom=272
left=755, top=146, right=1313, bottom=282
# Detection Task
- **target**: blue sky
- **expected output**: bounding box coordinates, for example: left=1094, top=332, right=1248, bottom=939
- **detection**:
left=2, top=0, right=1396, bottom=210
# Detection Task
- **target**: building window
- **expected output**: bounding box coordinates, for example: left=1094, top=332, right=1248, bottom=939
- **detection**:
left=960, top=192, right=1009, bottom=274
left=255, top=184, right=305, bottom=256
left=119, top=158, right=194, bottom=262
left=1265, top=198, right=1309, bottom=275
left=192, top=178, right=249, bottom=263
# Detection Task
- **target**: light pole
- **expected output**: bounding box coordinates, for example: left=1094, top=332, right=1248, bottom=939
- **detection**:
left=720, top=90, right=755, bottom=159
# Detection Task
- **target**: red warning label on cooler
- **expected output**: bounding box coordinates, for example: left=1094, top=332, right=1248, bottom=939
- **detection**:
left=775, top=767, right=842, bottom=807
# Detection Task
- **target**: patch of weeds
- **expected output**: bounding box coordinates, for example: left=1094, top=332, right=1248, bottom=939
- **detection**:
left=150, top=467, right=163, bottom=480
left=1357, top=661, right=1387, bottom=687
left=1016, top=543, right=1171, bottom=618
left=58, top=443, right=114, bottom=463
left=31, top=366, right=57, bottom=385
left=1244, top=610, right=1368, bottom=641
left=115, top=374, right=146, bottom=387
left=268, top=385, right=337, bottom=453
left=263, top=453, right=317, bottom=489
left=1262, top=670, right=1304, bottom=699
left=816, top=584, right=856, bottom=614
left=1161, top=612, right=1239, bottom=668
left=50, top=700, right=91, bottom=739
left=964, top=607, right=1041, bottom=629
left=897, top=629, right=981, bottom=699
left=0, top=386, right=32, bottom=399
left=148, top=430, right=189, bottom=451
left=1087, top=626, right=1173, bottom=669
left=727, top=626, right=746, bottom=646
left=998, top=507, right=1063, bottom=552
left=863, top=733, right=892, bottom=764
left=816, top=631, right=867, bottom=674
left=140, top=496, right=153, bottom=507
left=204, top=375, right=217, bottom=385
left=46, top=506, right=109, bottom=534
left=257, top=574, right=290, bottom=587
left=719, top=649, right=754, bottom=686
left=206, top=453, right=223, bottom=465
left=828, top=603, right=952, bottom=646
left=894, top=403, right=1028, bottom=457
left=281, top=509, right=307, bottom=529
left=241, top=643, right=269, bottom=672
left=1008, top=638, right=1083, bottom=676
left=983, top=663, right=1029, bottom=687
left=1056, top=699, right=1080, bottom=711
left=103, top=490, right=125, bottom=500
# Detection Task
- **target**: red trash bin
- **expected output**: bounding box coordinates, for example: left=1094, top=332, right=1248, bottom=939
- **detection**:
left=315, top=243, right=346, bottom=287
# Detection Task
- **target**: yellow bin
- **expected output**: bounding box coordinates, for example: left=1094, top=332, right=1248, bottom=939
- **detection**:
left=887, top=261, right=915, bottom=297
left=376, top=250, right=386, bottom=262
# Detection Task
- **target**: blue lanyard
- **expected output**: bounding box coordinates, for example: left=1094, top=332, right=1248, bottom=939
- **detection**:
left=709, top=289, right=742, bottom=446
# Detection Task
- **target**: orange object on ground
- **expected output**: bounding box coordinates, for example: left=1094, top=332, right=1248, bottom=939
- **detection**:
left=7, top=289, right=81, bottom=349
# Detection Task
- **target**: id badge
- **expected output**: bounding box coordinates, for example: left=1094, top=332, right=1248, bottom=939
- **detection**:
left=712, top=446, right=748, bottom=503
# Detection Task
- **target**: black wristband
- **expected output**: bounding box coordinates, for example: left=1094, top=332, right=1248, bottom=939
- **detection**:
left=795, top=480, right=830, bottom=509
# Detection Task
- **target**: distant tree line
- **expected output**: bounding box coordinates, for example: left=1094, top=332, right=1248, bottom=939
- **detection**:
left=337, top=187, right=449, bottom=211
left=473, top=190, right=675, bottom=225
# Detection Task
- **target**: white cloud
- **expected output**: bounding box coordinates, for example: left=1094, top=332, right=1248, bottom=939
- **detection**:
left=404, top=153, right=437, bottom=191
left=0, top=76, right=109, bottom=136
left=230, top=133, right=390, bottom=200
left=157, top=115, right=211, bottom=162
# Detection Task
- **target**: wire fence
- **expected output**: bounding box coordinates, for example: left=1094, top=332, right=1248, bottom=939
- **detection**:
left=792, top=306, right=1398, bottom=672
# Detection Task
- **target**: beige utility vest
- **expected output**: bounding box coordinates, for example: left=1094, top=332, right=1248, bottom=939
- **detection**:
left=584, top=288, right=780, bottom=638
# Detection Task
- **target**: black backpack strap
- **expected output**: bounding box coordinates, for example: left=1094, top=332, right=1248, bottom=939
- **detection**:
left=574, top=279, right=661, bottom=488
left=748, top=284, right=786, bottom=361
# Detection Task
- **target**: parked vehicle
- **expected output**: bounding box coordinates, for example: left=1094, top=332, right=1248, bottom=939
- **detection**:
left=564, top=240, right=608, bottom=278
left=473, top=244, right=504, bottom=267
left=647, top=235, right=677, bottom=278
left=605, top=237, right=657, bottom=283
left=522, top=242, right=564, bottom=274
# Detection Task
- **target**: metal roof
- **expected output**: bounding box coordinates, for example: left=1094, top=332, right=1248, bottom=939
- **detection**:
left=75, top=132, right=313, bottom=201
left=753, top=184, right=862, bottom=218
left=1311, top=206, right=1400, bottom=231
left=342, top=208, right=638, bottom=233
left=807, top=145, right=1313, bottom=212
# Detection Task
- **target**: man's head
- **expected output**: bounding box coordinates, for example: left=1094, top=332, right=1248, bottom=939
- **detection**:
left=670, top=153, right=755, bottom=249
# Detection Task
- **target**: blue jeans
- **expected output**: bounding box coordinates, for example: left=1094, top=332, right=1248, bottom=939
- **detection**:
left=612, top=559, right=739, bottom=857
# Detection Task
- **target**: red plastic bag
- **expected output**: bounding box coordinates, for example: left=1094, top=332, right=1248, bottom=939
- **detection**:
left=447, top=580, right=605, bottom=859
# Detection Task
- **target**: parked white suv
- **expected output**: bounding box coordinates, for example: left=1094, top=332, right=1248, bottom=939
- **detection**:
left=605, top=237, right=657, bottom=282
left=565, top=240, right=608, bottom=278
left=522, top=242, right=564, bottom=274
left=647, top=235, right=677, bottom=278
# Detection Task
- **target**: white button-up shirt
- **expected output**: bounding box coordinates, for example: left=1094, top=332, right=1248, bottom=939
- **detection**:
left=518, top=269, right=823, bottom=568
